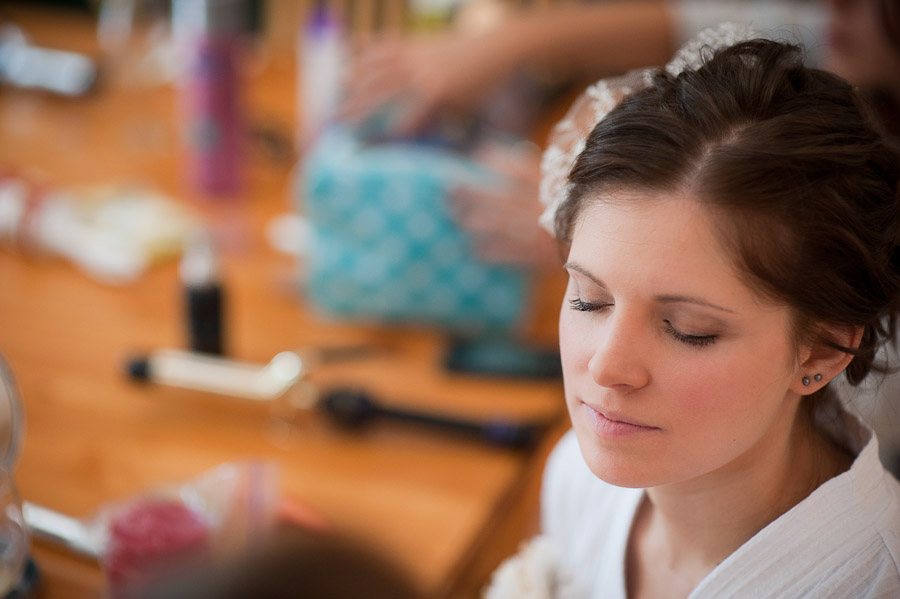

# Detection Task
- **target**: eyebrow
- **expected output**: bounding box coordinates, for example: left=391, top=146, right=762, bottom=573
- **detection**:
left=564, top=262, right=738, bottom=315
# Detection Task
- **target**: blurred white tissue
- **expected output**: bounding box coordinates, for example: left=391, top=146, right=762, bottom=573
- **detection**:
left=0, top=179, right=197, bottom=284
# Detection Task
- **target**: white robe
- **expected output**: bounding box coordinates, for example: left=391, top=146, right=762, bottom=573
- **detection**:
left=538, top=415, right=900, bottom=599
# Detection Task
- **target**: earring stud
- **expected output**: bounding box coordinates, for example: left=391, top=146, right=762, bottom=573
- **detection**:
left=802, top=376, right=811, bottom=386
left=814, top=373, right=822, bottom=382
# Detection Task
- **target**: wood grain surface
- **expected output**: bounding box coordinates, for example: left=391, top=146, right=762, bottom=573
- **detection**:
left=0, top=5, right=568, bottom=598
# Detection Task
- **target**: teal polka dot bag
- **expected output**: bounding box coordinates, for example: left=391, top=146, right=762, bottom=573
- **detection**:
left=301, top=127, right=531, bottom=334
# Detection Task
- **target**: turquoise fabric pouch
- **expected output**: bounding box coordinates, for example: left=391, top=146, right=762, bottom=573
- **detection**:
left=301, top=127, right=530, bottom=333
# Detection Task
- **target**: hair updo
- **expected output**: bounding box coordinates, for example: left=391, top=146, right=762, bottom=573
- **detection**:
left=555, top=39, right=900, bottom=385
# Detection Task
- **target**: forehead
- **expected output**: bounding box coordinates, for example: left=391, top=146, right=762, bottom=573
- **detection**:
left=571, top=191, right=726, bottom=261
left=568, top=192, right=762, bottom=307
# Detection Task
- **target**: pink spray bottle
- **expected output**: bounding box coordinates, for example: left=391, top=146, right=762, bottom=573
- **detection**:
left=173, top=0, right=247, bottom=197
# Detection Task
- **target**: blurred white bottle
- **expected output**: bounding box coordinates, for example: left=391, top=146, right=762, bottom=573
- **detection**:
left=297, top=1, right=345, bottom=149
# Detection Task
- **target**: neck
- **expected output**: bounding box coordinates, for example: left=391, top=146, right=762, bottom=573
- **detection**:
left=640, top=400, right=851, bottom=579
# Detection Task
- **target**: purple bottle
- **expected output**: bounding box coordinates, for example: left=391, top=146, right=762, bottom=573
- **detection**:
left=173, top=0, right=246, bottom=197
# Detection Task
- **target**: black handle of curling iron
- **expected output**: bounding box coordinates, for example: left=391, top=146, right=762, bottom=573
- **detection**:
left=321, top=388, right=543, bottom=449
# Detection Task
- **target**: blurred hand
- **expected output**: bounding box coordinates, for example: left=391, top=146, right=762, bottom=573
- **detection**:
left=450, top=140, right=560, bottom=269
left=341, top=30, right=518, bottom=137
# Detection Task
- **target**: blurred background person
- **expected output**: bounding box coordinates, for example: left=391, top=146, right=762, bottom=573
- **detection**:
left=341, top=0, right=900, bottom=474
left=342, top=0, right=822, bottom=137
left=341, top=0, right=898, bottom=271
left=133, top=525, right=419, bottom=599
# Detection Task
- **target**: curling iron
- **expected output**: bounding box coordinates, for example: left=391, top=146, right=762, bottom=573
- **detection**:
left=126, top=349, right=547, bottom=448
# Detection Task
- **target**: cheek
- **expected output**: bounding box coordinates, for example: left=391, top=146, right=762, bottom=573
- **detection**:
left=660, top=355, right=735, bottom=424
left=663, top=342, right=795, bottom=435
left=558, top=303, right=585, bottom=361
left=558, top=307, right=594, bottom=404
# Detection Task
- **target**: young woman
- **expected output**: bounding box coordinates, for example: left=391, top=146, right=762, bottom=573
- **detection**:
left=490, top=37, right=900, bottom=599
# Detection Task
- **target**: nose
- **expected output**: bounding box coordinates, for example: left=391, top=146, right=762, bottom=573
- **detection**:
left=587, top=309, right=650, bottom=392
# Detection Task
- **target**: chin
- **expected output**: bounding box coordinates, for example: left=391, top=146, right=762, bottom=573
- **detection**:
left=572, top=424, right=665, bottom=489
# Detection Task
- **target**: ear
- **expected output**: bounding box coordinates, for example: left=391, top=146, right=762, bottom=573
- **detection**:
left=791, top=325, right=864, bottom=395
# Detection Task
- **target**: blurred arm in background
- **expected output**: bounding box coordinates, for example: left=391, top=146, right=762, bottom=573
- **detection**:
left=341, top=0, right=825, bottom=137
left=341, top=0, right=675, bottom=137
left=338, top=0, right=826, bottom=269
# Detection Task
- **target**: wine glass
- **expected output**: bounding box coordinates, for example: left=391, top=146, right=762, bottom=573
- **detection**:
left=0, top=355, right=29, bottom=596
left=0, top=469, right=27, bottom=596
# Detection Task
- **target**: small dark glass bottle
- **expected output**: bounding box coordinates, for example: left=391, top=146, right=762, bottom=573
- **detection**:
left=179, top=230, right=225, bottom=355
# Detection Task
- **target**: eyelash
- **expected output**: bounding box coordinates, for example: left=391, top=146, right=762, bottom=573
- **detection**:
left=663, top=321, right=718, bottom=347
left=568, top=298, right=610, bottom=312
left=568, top=298, right=719, bottom=347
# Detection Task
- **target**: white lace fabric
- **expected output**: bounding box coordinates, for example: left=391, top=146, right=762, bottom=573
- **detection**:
left=538, top=22, right=757, bottom=235
left=482, top=535, right=587, bottom=599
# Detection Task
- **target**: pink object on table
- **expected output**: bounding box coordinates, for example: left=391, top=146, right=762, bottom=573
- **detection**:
left=174, top=0, right=246, bottom=197
left=180, top=36, right=244, bottom=196
left=104, top=499, right=211, bottom=596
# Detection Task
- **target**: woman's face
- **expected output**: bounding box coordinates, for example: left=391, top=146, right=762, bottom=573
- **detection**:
left=823, top=0, right=900, bottom=94
left=559, top=194, right=805, bottom=489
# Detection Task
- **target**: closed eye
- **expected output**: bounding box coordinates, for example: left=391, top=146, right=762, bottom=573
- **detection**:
left=664, top=320, right=718, bottom=347
left=568, top=298, right=612, bottom=312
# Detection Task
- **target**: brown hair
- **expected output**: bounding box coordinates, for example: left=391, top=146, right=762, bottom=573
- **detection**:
left=556, top=39, right=900, bottom=386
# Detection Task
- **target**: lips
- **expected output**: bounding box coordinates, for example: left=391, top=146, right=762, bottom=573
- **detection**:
left=581, top=402, right=660, bottom=438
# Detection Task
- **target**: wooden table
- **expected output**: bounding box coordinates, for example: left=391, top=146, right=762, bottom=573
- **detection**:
left=0, top=5, right=568, bottom=598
